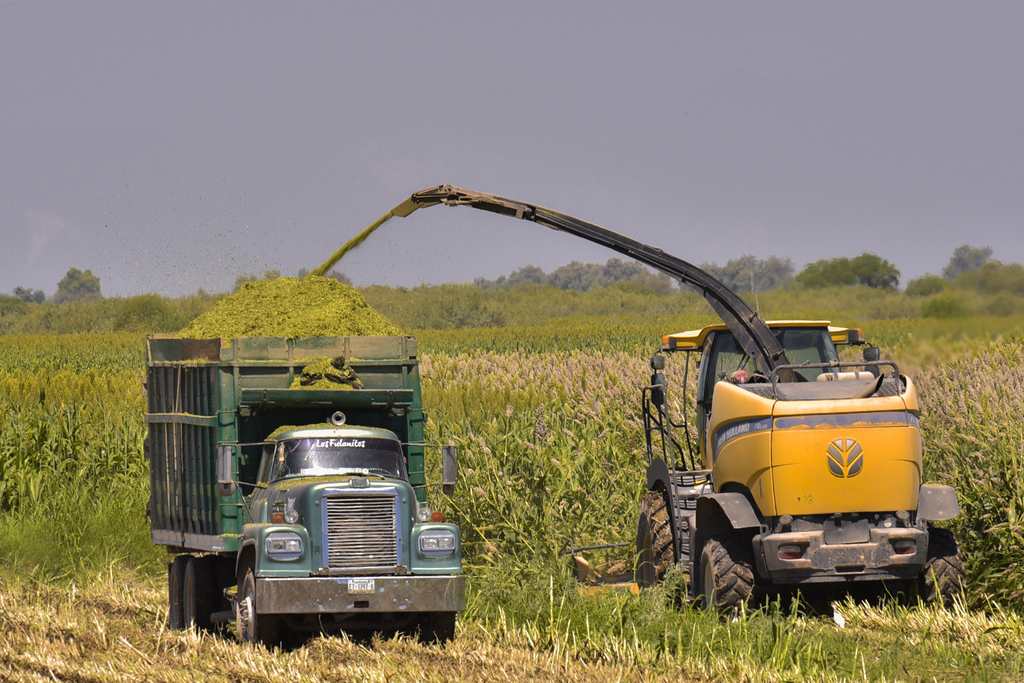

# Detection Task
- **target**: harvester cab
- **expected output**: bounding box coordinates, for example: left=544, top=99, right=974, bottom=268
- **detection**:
left=639, top=321, right=965, bottom=611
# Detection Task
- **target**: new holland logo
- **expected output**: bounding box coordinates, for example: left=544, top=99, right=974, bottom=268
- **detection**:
left=827, top=438, right=864, bottom=478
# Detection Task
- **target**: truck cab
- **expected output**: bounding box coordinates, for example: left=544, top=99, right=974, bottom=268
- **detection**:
left=234, top=423, right=463, bottom=644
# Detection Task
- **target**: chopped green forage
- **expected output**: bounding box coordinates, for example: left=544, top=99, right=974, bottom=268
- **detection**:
left=178, top=276, right=401, bottom=341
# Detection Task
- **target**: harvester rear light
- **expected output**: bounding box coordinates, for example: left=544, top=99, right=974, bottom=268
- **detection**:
left=778, top=545, right=803, bottom=560
left=893, top=540, right=916, bottom=556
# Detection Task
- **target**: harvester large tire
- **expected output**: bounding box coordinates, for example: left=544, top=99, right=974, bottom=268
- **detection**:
left=699, top=533, right=756, bottom=614
left=918, top=527, right=966, bottom=608
left=636, top=491, right=674, bottom=588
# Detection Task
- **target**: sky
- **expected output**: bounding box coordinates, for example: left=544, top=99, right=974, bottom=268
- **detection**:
left=2, top=2, right=1022, bottom=298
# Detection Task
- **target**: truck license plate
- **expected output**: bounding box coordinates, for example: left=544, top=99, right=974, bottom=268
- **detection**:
left=347, top=579, right=375, bottom=594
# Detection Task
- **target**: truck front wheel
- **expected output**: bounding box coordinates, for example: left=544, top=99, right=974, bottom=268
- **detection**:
left=418, top=611, right=457, bottom=644
left=699, top=533, right=756, bottom=614
left=236, top=567, right=282, bottom=646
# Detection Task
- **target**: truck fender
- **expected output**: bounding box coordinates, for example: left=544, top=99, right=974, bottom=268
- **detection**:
left=917, top=484, right=959, bottom=521
left=235, top=536, right=259, bottom=578
left=696, top=493, right=762, bottom=532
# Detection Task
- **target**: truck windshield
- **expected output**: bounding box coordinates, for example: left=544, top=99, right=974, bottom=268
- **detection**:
left=269, top=437, right=408, bottom=481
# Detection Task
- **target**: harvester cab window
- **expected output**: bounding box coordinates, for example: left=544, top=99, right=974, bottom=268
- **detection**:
left=269, top=437, right=408, bottom=481
left=697, top=332, right=763, bottom=438
left=776, top=328, right=839, bottom=382
left=705, top=332, right=760, bottom=392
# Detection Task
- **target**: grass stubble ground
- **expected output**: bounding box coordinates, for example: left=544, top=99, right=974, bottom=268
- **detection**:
left=2, top=570, right=1024, bottom=682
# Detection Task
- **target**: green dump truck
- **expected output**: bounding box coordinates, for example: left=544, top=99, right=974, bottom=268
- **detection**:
left=145, top=335, right=464, bottom=645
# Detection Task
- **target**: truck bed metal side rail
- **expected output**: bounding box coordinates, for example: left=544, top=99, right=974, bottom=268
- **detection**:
left=393, top=185, right=792, bottom=377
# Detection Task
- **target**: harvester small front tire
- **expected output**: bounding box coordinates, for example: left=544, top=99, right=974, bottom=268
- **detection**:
left=699, top=533, right=756, bottom=614
left=919, top=527, right=966, bottom=608
left=168, top=556, right=188, bottom=630
left=636, top=491, right=674, bottom=588
left=236, top=567, right=281, bottom=647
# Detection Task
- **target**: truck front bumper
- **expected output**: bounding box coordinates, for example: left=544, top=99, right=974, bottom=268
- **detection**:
left=756, top=526, right=928, bottom=584
left=256, top=575, right=465, bottom=615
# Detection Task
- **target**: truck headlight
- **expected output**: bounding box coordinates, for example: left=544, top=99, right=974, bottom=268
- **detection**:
left=416, top=504, right=432, bottom=523
left=266, top=532, right=303, bottom=560
left=418, top=529, right=456, bottom=557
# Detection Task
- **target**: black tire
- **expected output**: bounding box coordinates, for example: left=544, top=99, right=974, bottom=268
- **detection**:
left=636, top=491, right=674, bottom=588
left=699, top=533, right=757, bottom=614
left=918, top=527, right=966, bottom=608
left=183, top=556, right=219, bottom=631
left=236, top=566, right=282, bottom=646
left=418, top=611, right=457, bottom=644
left=168, top=555, right=188, bottom=631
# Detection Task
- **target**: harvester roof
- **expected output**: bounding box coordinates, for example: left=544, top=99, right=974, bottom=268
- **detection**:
left=662, top=321, right=861, bottom=351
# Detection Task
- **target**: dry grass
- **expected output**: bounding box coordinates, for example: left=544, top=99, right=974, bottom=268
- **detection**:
left=4, top=570, right=1024, bottom=682
left=0, top=572, right=700, bottom=683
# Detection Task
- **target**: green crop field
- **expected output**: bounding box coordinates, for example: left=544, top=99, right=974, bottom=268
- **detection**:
left=2, top=317, right=1024, bottom=681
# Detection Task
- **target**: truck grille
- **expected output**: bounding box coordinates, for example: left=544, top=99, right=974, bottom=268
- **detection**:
left=324, top=495, right=399, bottom=570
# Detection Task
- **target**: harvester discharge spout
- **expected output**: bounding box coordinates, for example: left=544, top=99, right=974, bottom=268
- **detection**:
left=389, top=185, right=793, bottom=378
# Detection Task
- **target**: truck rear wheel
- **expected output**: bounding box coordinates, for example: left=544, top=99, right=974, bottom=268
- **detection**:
left=236, top=566, right=282, bottom=647
left=168, top=556, right=188, bottom=630
left=918, top=527, right=966, bottom=608
left=183, top=556, right=218, bottom=631
left=699, top=533, right=756, bottom=614
left=636, top=491, right=674, bottom=588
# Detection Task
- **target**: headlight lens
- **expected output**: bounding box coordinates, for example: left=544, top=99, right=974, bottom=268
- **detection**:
left=416, top=505, right=432, bottom=523
left=418, top=529, right=457, bottom=557
left=266, top=532, right=303, bottom=560
left=284, top=508, right=300, bottom=524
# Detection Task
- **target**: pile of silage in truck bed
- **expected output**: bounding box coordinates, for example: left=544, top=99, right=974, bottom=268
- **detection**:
left=178, top=276, right=402, bottom=341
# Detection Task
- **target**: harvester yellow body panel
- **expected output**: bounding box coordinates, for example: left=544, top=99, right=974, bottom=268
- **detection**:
left=770, top=379, right=921, bottom=515
left=707, top=377, right=922, bottom=518
left=703, top=382, right=778, bottom=516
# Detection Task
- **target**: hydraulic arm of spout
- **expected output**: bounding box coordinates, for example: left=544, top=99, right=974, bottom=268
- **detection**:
left=313, top=184, right=791, bottom=375
left=394, top=185, right=792, bottom=375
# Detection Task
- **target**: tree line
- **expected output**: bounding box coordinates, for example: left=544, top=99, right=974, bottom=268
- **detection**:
left=3, top=244, right=1022, bottom=333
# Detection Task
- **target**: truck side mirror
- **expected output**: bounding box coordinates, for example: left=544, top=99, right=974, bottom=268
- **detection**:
left=863, top=346, right=880, bottom=363
left=442, top=445, right=458, bottom=496
left=217, top=444, right=236, bottom=496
